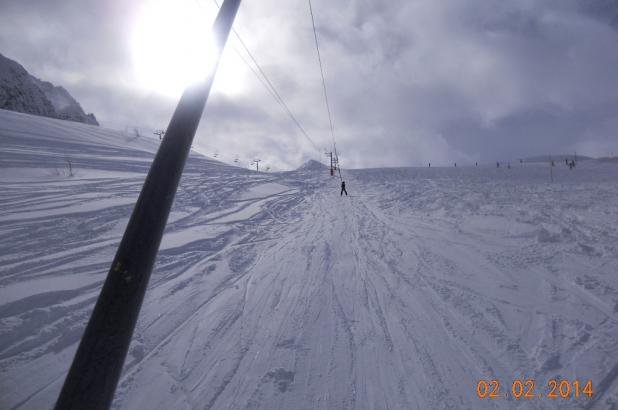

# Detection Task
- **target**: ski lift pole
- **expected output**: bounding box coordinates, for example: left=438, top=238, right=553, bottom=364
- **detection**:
left=53, top=1, right=241, bottom=409
left=325, top=151, right=333, bottom=175
left=333, top=143, right=342, bottom=180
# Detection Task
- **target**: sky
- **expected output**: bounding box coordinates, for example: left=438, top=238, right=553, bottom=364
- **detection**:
left=1, top=0, right=618, bottom=170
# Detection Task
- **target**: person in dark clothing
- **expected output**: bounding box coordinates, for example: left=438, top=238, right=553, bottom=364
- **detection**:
left=340, top=180, right=348, bottom=196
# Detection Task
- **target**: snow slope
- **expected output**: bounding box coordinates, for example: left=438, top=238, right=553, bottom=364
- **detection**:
left=1, top=108, right=618, bottom=409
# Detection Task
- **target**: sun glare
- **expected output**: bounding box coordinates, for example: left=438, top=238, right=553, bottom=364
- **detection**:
left=131, top=0, right=244, bottom=98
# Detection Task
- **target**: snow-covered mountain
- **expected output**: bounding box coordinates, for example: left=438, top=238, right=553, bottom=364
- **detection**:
left=1, top=109, right=618, bottom=409
left=296, top=158, right=328, bottom=170
left=0, top=53, right=98, bottom=125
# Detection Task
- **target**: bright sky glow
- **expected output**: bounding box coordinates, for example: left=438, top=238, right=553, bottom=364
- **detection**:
left=131, top=0, right=245, bottom=98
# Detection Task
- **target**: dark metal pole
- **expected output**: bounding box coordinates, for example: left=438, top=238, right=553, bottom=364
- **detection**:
left=54, top=1, right=241, bottom=409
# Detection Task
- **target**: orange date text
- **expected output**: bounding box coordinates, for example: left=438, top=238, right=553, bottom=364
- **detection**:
left=476, top=379, right=593, bottom=399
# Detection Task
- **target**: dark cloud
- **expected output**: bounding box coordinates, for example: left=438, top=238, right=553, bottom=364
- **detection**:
left=577, top=0, right=618, bottom=29
left=1, top=0, right=618, bottom=169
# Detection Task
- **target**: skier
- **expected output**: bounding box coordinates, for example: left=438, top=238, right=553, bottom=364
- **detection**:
left=340, top=180, right=348, bottom=196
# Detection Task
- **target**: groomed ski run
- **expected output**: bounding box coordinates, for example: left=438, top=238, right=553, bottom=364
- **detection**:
left=1, top=109, right=618, bottom=409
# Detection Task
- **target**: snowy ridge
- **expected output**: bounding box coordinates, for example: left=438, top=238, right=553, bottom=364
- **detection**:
left=1, top=109, right=618, bottom=409
left=0, top=53, right=98, bottom=125
left=523, top=155, right=594, bottom=163
left=296, top=159, right=328, bottom=171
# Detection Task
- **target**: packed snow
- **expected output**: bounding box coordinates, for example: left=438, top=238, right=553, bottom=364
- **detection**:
left=1, top=108, right=618, bottom=409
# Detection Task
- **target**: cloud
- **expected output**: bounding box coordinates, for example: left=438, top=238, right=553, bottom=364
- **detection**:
left=1, top=0, right=618, bottom=169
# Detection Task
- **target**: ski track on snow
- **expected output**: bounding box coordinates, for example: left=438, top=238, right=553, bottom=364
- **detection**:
left=2, top=109, right=618, bottom=409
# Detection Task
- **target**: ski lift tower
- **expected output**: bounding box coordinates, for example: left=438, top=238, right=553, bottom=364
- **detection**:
left=325, top=151, right=333, bottom=176
left=153, top=129, right=165, bottom=140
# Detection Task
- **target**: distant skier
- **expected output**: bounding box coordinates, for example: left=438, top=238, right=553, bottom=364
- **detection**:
left=340, top=180, right=348, bottom=196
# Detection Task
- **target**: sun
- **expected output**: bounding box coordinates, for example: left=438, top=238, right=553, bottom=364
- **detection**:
left=131, top=0, right=245, bottom=98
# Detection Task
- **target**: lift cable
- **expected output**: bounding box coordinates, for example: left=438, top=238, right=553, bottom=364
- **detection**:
left=308, top=0, right=335, bottom=144
left=308, top=0, right=343, bottom=179
left=196, top=0, right=321, bottom=155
